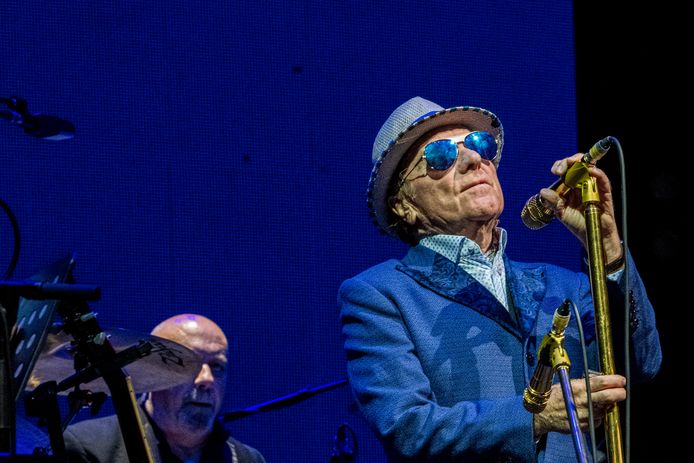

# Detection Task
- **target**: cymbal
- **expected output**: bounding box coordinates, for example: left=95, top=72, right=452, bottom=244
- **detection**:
left=25, top=328, right=202, bottom=395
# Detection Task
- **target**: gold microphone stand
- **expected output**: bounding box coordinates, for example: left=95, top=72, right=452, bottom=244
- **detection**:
left=566, top=162, right=623, bottom=463
left=582, top=177, right=623, bottom=463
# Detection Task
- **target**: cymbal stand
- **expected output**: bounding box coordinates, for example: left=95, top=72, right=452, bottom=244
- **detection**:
left=23, top=382, right=65, bottom=461
left=56, top=302, right=155, bottom=463
left=54, top=341, right=153, bottom=393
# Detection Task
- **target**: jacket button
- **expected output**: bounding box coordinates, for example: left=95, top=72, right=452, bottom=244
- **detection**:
left=526, top=352, right=535, bottom=366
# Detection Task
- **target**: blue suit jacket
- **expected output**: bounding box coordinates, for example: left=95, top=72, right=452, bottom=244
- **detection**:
left=339, top=244, right=661, bottom=462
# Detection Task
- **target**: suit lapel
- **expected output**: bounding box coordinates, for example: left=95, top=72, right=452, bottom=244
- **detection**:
left=505, top=257, right=546, bottom=338
left=397, top=246, right=523, bottom=339
left=397, top=245, right=549, bottom=340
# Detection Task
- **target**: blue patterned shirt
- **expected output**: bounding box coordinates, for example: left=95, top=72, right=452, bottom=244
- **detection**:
left=420, top=230, right=625, bottom=314
left=420, top=229, right=510, bottom=311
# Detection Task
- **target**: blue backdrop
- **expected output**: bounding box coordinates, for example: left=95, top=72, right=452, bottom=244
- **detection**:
left=2, top=1, right=580, bottom=461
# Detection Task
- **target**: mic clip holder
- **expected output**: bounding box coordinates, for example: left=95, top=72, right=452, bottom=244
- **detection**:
left=522, top=323, right=571, bottom=413
left=523, top=305, right=589, bottom=463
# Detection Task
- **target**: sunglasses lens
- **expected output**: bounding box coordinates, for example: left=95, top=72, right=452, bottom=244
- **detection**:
left=463, top=131, right=498, bottom=160
left=423, top=140, right=458, bottom=170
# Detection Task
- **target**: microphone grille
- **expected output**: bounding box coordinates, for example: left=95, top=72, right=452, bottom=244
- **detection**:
left=521, top=194, right=554, bottom=230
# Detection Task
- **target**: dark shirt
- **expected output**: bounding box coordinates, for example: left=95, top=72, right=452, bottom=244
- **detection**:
left=63, top=411, right=265, bottom=463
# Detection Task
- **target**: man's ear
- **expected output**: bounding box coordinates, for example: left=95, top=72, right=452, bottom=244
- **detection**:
left=389, top=196, right=418, bottom=226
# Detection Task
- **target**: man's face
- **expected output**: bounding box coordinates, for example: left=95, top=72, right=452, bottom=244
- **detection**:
left=397, top=126, right=504, bottom=235
left=147, top=316, right=228, bottom=435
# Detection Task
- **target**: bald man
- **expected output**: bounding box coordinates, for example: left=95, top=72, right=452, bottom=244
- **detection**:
left=63, top=314, right=266, bottom=463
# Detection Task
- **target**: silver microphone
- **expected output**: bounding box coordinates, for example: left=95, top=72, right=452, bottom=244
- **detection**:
left=520, top=137, right=612, bottom=230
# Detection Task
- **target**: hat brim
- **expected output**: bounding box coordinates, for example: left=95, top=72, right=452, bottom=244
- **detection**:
left=367, top=106, right=504, bottom=236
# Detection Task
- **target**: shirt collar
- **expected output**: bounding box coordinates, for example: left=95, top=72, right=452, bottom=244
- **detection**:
left=419, top=228, right=507, bottom=265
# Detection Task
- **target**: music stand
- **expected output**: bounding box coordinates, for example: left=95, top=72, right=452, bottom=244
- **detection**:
left=10, top=254, right=76, bottom=402
left=0, top=253, right=80, bottom=459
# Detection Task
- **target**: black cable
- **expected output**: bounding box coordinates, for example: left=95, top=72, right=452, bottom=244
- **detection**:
left=0, top=303, right=16, bottom=454
left=570, top=299, right=598, bottom=462
left=578, top=136, right=630, bottom=463
left=610, top=136, right=630, bottom=463
left=0, top=198, right=21, bottom=280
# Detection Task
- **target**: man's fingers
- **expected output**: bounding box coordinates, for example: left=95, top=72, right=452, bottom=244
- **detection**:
left=590, top=387, right=626, bottom=408
left=551, top=153, right=584, bottom=176
left=588, top=374, right=626, bottom=392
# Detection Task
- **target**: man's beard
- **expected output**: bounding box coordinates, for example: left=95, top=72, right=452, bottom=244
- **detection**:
left=177, top=389, right=216, bottom=431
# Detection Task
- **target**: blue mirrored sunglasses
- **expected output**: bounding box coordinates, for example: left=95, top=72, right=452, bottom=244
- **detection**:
left=397, top=131, right=498, bottom=188
left=423, top=131, right=498, bottom=170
